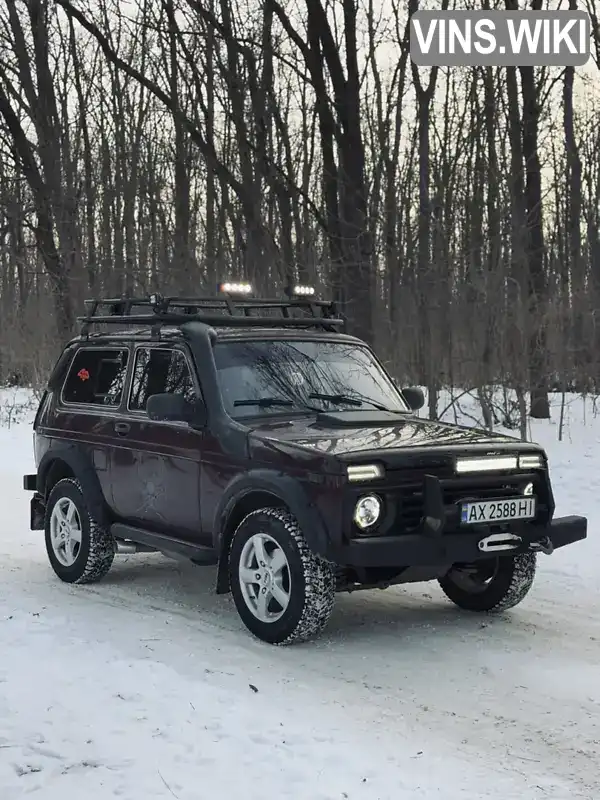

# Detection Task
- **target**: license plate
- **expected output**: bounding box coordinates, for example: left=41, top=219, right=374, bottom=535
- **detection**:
left=461, top=497, right=536, bottom=524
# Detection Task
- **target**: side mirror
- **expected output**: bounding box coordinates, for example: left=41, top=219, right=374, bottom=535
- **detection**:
left=146, top=393, right=206, bottom=427
left=402, top=386, right=425, bottom=412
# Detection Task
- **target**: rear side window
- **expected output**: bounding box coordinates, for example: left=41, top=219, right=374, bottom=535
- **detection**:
left=62, top=348, right=129, bottom=407
left=129, top=347, right=196, bottom=412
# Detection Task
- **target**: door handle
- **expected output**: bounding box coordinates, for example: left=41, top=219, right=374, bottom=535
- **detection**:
left=114, top=421, right=130, bottom=436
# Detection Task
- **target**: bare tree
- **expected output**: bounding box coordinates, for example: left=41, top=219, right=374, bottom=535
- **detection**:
left=0, top=0, right=598, bottom=429
left=0, top=0, right=76, bottom=343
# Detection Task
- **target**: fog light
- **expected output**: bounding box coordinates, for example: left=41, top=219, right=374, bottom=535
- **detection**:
left=353, top=495, right=382, bottom=530
left=523, top=482, right=534, bottom=496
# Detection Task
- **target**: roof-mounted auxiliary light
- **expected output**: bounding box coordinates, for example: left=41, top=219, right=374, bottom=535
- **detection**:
left=149, top=292, right=168, bottom=313
left=293, top=285, right=316, bottom=296
left=218, top=281, right=252, bottom=295
left=284, top=283, right=316, bottom=298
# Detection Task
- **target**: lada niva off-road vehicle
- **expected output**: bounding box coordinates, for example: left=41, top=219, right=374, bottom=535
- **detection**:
left=23, top=285, right=588, bottom=644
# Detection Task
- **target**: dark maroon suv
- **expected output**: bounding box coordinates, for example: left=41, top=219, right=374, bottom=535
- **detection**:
left=23, top=287, right=587, bottom=644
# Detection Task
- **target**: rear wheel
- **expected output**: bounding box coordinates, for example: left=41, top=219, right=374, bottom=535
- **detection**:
left=45, top=478, right=115, bottom=584
left=228, top=507, right=336, bottom=645
left=438, top=552, right=537, bottom=612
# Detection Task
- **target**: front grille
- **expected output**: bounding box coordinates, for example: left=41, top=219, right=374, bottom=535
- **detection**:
left=397, top=474, right=540, bottom=532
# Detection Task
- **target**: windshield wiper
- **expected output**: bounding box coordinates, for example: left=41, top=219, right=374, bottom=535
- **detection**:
left=309, top=392, right=362, bottom=406
left=234, top=397, right=294, bottom=408
left=234, top=397, right=324, bottom=414
left=309, top=392, right=394, bottom=412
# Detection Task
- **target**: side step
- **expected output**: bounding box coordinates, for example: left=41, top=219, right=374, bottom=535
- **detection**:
left=111, top=523, right=219, bottom=565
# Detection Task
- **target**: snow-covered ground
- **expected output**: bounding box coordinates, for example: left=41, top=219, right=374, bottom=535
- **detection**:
left=0, top=388, right=598, bottom=800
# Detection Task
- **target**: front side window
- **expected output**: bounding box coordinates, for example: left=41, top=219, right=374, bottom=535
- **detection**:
left=62, top=347, right=129, bottom=407
left=129, top=347, right=196, bottom=412
left=213, top=339, right=408, bottom=419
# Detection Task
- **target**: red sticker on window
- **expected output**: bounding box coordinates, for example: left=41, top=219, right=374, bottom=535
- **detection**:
left=78, top=368, right=90, bottom=381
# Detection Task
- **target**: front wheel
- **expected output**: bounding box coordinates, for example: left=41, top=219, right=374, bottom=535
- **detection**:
left=438, top=552, right=537, bottom=613
left=228, top=508, right=336, bottom=645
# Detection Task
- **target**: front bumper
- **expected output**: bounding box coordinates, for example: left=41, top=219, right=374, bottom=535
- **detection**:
left=334, top=471, right=587, bottom=568
left=337, top=514, right=587, bottom=568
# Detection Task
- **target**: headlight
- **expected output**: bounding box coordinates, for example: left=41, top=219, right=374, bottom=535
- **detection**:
left=518, top=454, right=544, bottom=469
left=347, top=464, right=384, bottom=482
left=353, top=495, right=382, bottom=530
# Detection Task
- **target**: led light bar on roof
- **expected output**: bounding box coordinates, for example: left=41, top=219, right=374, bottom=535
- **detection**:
left=219, top=281, right=252, bottom=295
left=293, top=285, right=315, bottom=296
left=455, top=455, right=518, bottom=474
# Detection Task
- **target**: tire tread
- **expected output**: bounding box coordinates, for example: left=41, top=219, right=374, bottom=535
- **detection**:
left=488, top=551, right=537, bottom=612
left=439, top=552, right=537, bottom=613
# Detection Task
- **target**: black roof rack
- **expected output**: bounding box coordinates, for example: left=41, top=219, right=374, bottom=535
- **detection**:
left=77, top=292, right=346, bottom=338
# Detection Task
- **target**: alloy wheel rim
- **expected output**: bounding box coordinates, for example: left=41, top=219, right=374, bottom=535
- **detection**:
left=238, top=533, right=291, bottom=623
left=50, top=498, right=83, bottom=567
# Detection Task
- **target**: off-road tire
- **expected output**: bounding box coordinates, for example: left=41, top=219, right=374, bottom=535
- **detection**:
left=228, top=507, right=336, bottom=645
left=438, top=552, right=537, bottom=613
left=45, top=478, right=115, bottom=584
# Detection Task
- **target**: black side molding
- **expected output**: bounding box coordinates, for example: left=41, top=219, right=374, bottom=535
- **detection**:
left=23, top=474, right=37, bottom=491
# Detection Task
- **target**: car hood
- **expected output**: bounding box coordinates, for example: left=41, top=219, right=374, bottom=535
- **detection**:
left=245, top=411, right=541, bottom=461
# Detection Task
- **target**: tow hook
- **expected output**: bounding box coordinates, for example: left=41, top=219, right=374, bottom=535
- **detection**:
left=529, top=536, right=554, bottom=555
left=478, top=532, right=522, bottom=553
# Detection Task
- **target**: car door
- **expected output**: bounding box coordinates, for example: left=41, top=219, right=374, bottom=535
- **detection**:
left=109, top=342, right=204, bottom=540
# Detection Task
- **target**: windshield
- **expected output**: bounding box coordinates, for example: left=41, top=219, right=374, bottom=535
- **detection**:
left=213, top=339, right=408, bottom=419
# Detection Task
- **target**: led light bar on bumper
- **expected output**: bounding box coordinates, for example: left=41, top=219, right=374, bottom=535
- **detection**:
left=455, top=454, right=544, bottom=474
left=347, top=464, right=384, bottom=482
